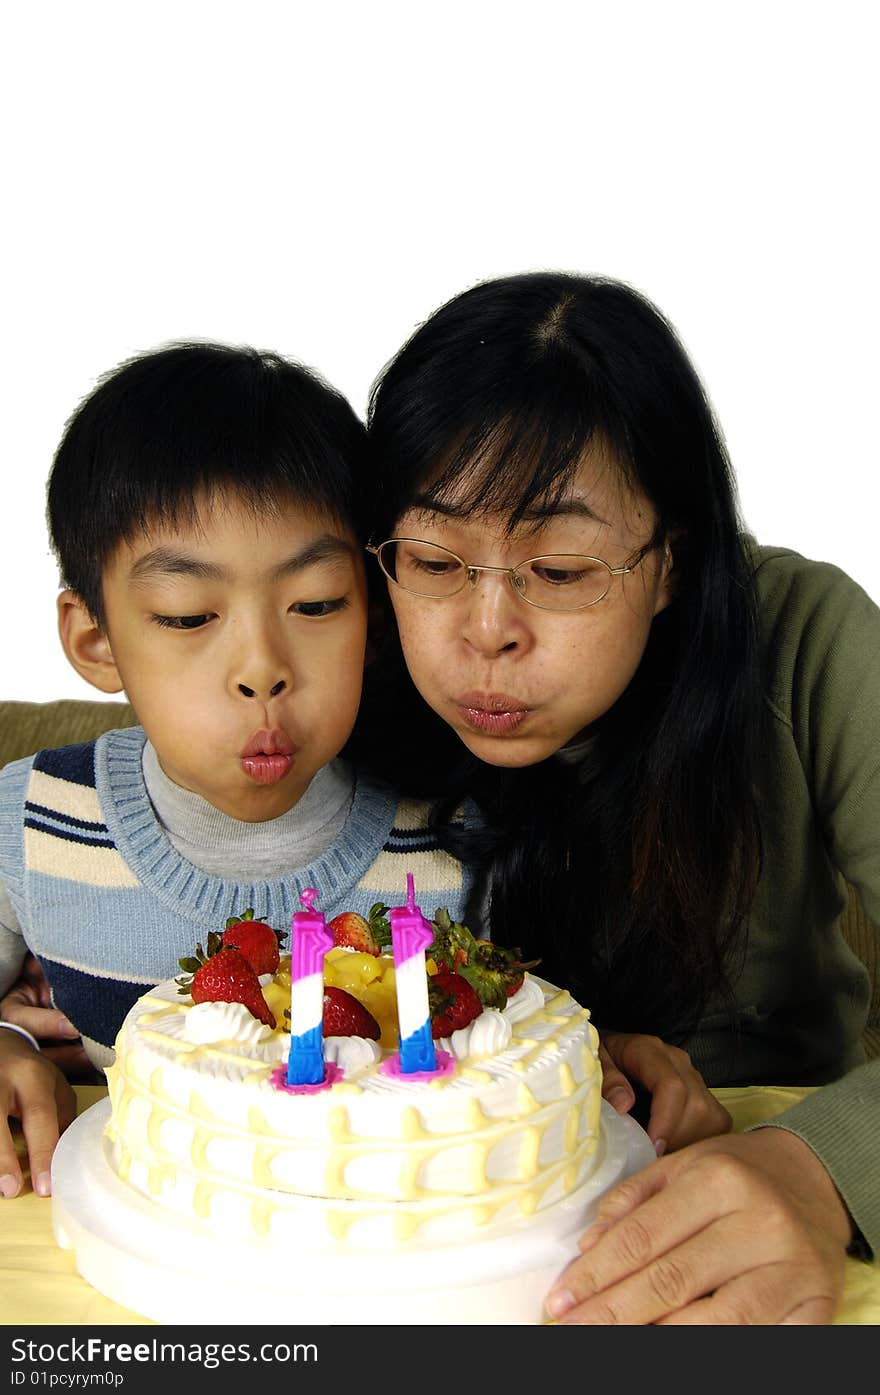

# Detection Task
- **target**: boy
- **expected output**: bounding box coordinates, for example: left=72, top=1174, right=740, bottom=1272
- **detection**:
left=0, top=341, right=471, bottom=1199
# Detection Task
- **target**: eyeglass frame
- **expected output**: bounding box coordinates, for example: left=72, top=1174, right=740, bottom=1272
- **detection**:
left=365, top=537, right=647, bottom=612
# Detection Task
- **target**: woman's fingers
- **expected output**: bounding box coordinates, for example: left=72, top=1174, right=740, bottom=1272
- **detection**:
left=546, top=1135, right=847, bottom=1325
left=657, top=1263, right=839, bottom=1325
left=599, top=1032, right=731, bottom=1151
left=647, top=1070, right=732, bottom=1151
left=598, top=1041, right=635, bottom=1114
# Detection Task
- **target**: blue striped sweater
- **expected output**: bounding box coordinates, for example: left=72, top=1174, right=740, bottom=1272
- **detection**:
left=0, top=726, right=472, bottom=1067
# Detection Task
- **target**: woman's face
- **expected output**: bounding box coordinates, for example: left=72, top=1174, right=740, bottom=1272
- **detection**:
left=386, top=455, right=675, bottom=767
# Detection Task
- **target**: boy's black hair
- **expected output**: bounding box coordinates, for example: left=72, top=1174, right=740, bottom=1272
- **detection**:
left=47, top=341, right=367, bottom=625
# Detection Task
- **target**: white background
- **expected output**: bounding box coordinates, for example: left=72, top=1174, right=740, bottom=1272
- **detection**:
left=3, top=1, right=877, bottom=702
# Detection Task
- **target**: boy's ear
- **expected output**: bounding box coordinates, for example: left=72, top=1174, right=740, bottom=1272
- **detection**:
left=57, top=591, right=125, bottom=694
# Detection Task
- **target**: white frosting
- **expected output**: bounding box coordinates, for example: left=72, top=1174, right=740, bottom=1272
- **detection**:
left=322, top=1035, right=382, bottom=1073
left=182, top=1000, right=274, bottom=1047
left=439, top=1007, right=512, bottom=1059
left=500, top=976, right=545, bottom=1023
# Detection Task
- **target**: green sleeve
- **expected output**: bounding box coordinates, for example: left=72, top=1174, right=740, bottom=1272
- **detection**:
left=751, top=547, right=880, bottom=1257
left=752, top=1063, right=878, bottom=1259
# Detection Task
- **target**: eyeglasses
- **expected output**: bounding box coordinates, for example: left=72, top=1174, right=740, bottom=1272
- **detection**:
left=366, top=538, right=645, bottom=612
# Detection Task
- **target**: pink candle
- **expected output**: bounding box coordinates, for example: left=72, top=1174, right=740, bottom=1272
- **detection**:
left=389, top=871, right=437, bottom=1073
left=287, top=887, right=332, bottom=1086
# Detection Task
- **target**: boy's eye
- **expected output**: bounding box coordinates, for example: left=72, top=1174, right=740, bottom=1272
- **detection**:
left=290, top=597, right=350, bottom=618
left=151, top=614, right=214, bottom=630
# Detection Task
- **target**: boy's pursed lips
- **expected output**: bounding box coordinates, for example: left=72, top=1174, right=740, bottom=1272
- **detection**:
left=239, top=728, right=296, bottom=785
left=240, top=728, right=295, bottom=759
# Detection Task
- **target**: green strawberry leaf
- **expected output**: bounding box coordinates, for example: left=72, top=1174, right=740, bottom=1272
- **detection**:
left=368, top=901, right=392, bottom=950
left=458, top=961, right=508, bottom=1010
left=225, top=907, right=255, bottom=929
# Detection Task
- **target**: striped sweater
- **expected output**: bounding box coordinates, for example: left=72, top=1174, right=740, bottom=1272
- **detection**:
left=0, top=726, right=472, bottom=1068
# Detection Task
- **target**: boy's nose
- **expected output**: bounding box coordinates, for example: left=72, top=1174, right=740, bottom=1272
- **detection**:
left=230, top=621, right=293, bottom=701
left=238, top=678, right=287, bottom=699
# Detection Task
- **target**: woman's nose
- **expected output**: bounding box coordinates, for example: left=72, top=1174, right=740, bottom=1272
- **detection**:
left=459, top=571, right=530, bottom=656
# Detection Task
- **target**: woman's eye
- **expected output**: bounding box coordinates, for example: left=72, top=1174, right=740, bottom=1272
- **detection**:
left=151, top=613, right=213, bottom=630
left=290, top=597, right=350, bottom=618
left=414, top=557, right=458, bottom=576
left=531, top=566, right=586, bottom=585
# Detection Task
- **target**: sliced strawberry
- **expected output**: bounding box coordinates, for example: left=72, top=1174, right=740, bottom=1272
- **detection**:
left=428, top=969, right=483, bottom=1038
left=322, top=985, right=381, bottom=1039
left=178, top=945, right=276, bottom=1028
left=222, top=909, right=283, bottom=976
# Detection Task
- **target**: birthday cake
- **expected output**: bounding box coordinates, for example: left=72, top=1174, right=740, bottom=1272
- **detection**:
left=103, top=910, right=603, bottom=1250
left=54, top=883, right=651, bottom=1324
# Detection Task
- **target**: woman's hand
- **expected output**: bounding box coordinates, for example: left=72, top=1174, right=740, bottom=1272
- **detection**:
left=1, top=954, right=93, bottom=1080
left=0, top=1028, right=76, bottom=1198
left=599, top=1031, right=732, bottom=1153
left=546, top=1127, right=852, bottom=1324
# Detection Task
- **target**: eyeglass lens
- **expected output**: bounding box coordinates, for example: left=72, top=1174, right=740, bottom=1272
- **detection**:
left=378, top=540, right=613, bottom=610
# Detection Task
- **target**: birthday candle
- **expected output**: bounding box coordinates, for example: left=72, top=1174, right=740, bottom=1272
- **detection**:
left=287, top=887, right=332, bottom=1086
left=389, top=871, right=437, bottom=1073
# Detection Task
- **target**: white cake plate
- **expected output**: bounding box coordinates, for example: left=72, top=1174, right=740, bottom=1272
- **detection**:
left=51, top=1097, right=655, bottom=1325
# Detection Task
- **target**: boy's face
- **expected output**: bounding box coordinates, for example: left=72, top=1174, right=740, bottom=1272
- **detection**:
left=85, top=489, right=368, bottom=821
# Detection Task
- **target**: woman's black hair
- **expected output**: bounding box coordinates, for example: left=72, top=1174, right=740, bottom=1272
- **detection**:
left=356, top=272, right=762, bottom=1046
left=47, top=341, right=367, bottom=626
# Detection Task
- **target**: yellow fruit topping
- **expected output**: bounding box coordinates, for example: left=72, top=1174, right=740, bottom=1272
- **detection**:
left=261, top=977, right=290, bottom=1027
left=262, top=950, right=401, bottom=1045
left=324, top=948, right=384, bottom=991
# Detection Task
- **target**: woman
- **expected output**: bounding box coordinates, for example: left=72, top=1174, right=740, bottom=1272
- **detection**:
left=354, top=270, right=879, bottom=1323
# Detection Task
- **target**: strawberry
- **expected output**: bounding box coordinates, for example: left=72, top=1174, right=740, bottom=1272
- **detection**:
left=328, top=902, right=392, bottom=956
left=177, top=943, right=276, bottom=1028
left=428, top=969, right=483, bottom=1038
left=468, top=938, right=536, bottom=1004
left=429, top=908, right=539, bottom=1009
left=221, top=908, right=284, bottom=976
left=322, top=985, right=381, bottom=1039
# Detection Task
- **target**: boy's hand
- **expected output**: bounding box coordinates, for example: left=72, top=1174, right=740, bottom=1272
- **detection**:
left=598, top=1031, right=732, bottom=1153
left=1, top=954, right=93, bottom=1080
left=546, top=1128, right=850, bottom=1324
left=0, top=1028, right=76, bottom=1198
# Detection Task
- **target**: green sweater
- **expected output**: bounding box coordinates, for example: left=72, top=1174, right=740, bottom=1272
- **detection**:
left=685, top=541, right=880, bottom=1256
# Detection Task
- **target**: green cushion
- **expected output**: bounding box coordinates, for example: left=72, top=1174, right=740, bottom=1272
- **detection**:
left=0, top=698, right=137, bottom=770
